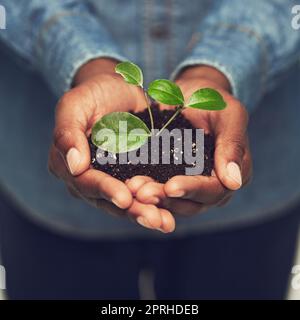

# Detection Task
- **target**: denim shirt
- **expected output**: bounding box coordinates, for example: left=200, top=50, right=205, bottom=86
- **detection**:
left=0, top=0, right=299, bottom=238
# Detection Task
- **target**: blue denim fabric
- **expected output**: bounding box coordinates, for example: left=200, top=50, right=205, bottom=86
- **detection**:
left=0, top=0, right=129, bottom=95
left=0, top=0, right=299, bottom=238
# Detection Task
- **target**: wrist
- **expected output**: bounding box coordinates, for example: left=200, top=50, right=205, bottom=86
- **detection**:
left=176, top=65, right=232, bottom=92
left=73, top=58, right=119, bottom=86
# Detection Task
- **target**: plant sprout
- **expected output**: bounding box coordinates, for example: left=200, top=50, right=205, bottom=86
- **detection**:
left=147, top=79, right=226, bottom=136
left=115, top=61, right=154, bottom=131
left=92, top=61, right=227, bottom=153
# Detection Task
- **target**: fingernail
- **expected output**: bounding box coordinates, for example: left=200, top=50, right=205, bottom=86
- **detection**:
left=151, top=197, right=160, bottom=205
left=66, top=148, right=81, bottom=175
left=226, top=162, right=242, bottom=187
left=137, top=216, right=151, bottom=229
left=168, top=190, right=185, bottom=197
left=157, top=227, right=167, bottom=233
left=111, top=198, right=123, bottom=209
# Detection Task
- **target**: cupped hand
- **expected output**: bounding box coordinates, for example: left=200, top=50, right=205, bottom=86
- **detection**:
left=48, top=58, right=175, bottom=233
left=127, top=66, right=252, bottom=224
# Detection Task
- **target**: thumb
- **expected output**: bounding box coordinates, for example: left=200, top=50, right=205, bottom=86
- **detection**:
left=214, top=139, right=244, bottom=190
left=214, top=106, right=248, bottom=191
left=53, top=92, right=91, bottom=176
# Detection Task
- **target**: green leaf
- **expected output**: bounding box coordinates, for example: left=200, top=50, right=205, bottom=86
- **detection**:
left=91, top=112, right=150, bottom=153
left=148, top=79, right=184, bottom=106
left=187, top=88, right=227, bottom=110
left=115, top=61, right=143, bottom=87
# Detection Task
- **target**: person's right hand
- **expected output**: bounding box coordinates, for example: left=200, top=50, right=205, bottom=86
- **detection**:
left=48, top=58, right=176, bottom=233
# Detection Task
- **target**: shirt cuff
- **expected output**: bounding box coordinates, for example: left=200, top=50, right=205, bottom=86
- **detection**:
left=170, top=24, right=268, bottom=112
left=35, top=11, right=127, bottom=97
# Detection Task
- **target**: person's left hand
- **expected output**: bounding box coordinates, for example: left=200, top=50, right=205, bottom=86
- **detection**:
left=126, top=66, right=252, bottom=227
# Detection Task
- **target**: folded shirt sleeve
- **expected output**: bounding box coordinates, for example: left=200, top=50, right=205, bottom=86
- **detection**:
left=171, top=0, right=300, bottom=112
left=0, top=0, right=127, bottom=97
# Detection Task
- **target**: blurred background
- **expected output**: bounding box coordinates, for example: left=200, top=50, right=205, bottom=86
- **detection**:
left=1, top=241, right=300, bottom=299
left=0, top=0, right=299, bottom=300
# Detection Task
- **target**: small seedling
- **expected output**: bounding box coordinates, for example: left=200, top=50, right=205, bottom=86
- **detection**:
left=92, top=61, right=226, bottom=153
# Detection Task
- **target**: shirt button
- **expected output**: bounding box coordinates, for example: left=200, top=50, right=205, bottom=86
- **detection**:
left=150, top=24, right=169, bottom=39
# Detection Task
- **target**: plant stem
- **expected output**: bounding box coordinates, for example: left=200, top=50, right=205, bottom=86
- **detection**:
left=156, top=106, right=185, bottom=136
left=143, top=89, right=154, bottom=132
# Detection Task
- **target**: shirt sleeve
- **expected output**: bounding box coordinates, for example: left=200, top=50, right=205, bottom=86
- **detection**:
left=171, top=0, right=300, bottom=112
left=0, top=0, right=127, bottom=97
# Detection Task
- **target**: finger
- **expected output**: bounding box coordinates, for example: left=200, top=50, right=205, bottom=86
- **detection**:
left=127, top=179, right=178, bottom=235
left=128, top=200, right=162, bottom=230
left=215, top=136, right=246, bottom=191
left=93, top=198, right=175, bottom=233
left=135, top=180, right=222, bottom=218
left=214, top=102, right=249, bottom=191
left=48, top=146, right=69, bottom=179
left=164, top=175, right=231, bottom=205
left=125, top=176, right=154, bottom=195
left=135, top=182, right=165, bottom=205
left=49, top=145, right=133, bottom=209
left=135, top=208, right=175, bottom=233
left=95, top=198, right=163, bottom=230
left=135, top=182, right=203, bottom=223
left=163, top=198, right=209, bottom=216
left=49, top=147, right=92, bottom=200
left=133, top=208, right=175, bottom=234
left=53, top=91, right=91, bottom=176
left=159, top=209, right=176, bottom=233
left=71, top=169, right=133, bottom=209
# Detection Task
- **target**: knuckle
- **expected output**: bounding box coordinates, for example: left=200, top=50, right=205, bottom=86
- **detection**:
left=222, top=138, right=246, bottom=160
left=57, top=90, right=76, bottom=108
left=53, top=128, right=72, bottom=149
left=216, top=138, right=246, bottom=162
left=236, top=102, right=249, bottom=125
left=231, top=141, right=245, bottom=159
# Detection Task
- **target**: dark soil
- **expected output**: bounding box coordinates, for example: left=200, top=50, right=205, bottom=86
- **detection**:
left=89, top=104, right=214, bottom=183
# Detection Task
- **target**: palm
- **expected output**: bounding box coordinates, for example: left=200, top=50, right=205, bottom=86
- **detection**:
left=78, top=74, right=148, bottom=133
